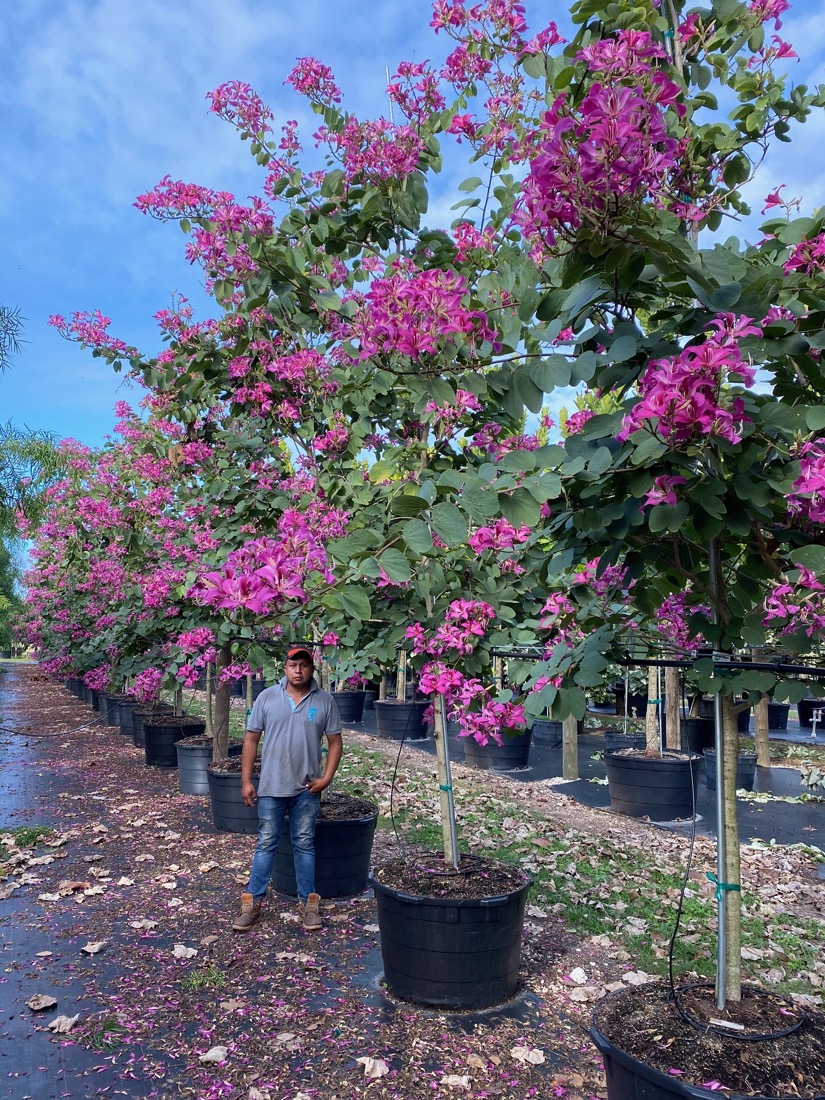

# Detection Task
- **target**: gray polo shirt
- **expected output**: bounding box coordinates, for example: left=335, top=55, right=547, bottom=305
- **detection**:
left=247, top=677, right=342, bottom=798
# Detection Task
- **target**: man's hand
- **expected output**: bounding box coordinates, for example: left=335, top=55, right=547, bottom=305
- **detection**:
left=241, top=781, right=257, bottom=807
left=306, top=776, right=329, bottom=795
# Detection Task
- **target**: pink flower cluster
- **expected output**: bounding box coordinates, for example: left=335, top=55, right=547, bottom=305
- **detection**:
left=406, top=598, right=496, bottom=657
left=468, top=519, right=530, bottom=553
left=286, top=57, right=342, bottom=104
left=656, top=591, right=709, bottom=653
left=425, top=389, right=482, bottom=439
left=788, top=440, right=825, bottom=523
left=783, top=233, right=825, bottom=277
left=618, top=315, right=759, bottom=446
left=350, top=268, right=500, bottom=361
left=315, top=117, right=425, bottom=184
left=763, top=567, right=825, bottom=637
left=207, top=81, right=273, bottom=140
left=133, top=667, right=164, bottom=703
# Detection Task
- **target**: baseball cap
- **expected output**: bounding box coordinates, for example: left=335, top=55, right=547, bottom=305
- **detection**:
left=286, top=644, right=314, bottom=663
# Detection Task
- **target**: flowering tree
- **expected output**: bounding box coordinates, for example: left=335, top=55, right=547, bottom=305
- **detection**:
left=34, top=0, right=825, bottom=1008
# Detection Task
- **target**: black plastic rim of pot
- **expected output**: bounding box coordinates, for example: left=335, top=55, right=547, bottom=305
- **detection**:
left=589, top=1020, right=817, bottom=1100
left=369, top=870, right=531, bottom=1011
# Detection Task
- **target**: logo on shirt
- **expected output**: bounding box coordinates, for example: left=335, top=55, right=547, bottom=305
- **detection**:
left=309, top=706, right=317, bottom=721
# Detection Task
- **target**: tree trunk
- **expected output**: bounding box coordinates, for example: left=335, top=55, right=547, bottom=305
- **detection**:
left=665, top=666, right=680, bottom=750
left=212, top=643, right=232, bottom=762
left=645, top=665, right=659, bottom=752
left=718, top=693, right=743, bottom=1003
left=562, top=715, right=578, bottom=779
left=754, top=696, right=770, bottom=767
left=205, top=663, right=213, bottom=737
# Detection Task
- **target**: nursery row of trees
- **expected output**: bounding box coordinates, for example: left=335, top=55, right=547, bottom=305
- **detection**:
left=17, top=0, right=825, bottom=1001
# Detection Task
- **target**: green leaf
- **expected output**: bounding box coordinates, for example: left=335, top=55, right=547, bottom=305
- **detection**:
left=389, top=494, right=429, bottom=518
left=339, top=586, right=371, bottom=622
left=498, top=488, right=540, bottom=527
left=806, top=407, right=825, bottom=431
left=403, top=519, right=434, bottom=555
left=789, top=546, right=825, bottom=572
left=431, top=502, right=468, bottom=547
left=369, top=461, right=395, bottom=484
left=377, top=548, right=411, bottom=582
left=458, top=176, right=483, bottom=192
left=608, top=335, right=637, bottom=362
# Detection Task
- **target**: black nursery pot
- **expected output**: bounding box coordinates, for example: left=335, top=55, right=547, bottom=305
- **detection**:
left=605, top=751, right=702, bottom=820
left=463, top=726, right=532, bottom=771
left=143, top=715, right=206, bottom=768
left=271, top=800, right=378, bottom=897
left=206, top=763, right=259, bottom=833
left=332, top=690, right=366, bottom=723
left=531, top=718, right=563, bottom=748
left=370, top=870, right=531, bottom=1010
left=703, top=749, right=757, bottom=792
left=374, top=700, right=429, bottom=740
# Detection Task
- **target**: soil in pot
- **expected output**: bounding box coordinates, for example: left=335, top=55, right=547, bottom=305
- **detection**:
left=592, top=981, right=825, bottom=1098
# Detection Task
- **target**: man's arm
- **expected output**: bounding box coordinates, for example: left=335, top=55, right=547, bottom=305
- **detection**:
left=307, top=731, right=343, bottom=795
left=241, top=728, right=263, bottom=807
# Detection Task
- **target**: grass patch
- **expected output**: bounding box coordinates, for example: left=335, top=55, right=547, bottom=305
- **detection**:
left=0, top=825, right=52, bottom=862
left=80, top=1015, right=128, bottom=1052
left=180, top=964, right=226, bottom=992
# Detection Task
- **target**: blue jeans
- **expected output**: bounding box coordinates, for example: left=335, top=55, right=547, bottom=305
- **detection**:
left=246, top=789, right=320, bottom=904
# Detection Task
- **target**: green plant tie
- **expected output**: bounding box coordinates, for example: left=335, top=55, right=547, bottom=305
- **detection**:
left=663, top=28, right=674, bottom=37
left=649, top=697, right=663, bottom=704
left=706, top=872, right=741, bottom=902
left=245, top=708, right=252, bottom=718
left=439, top=784, right=453, bottom=792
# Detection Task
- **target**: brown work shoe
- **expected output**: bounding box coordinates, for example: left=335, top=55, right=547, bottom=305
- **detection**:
left=232, top=892, right=262, bottom=932
left=298, top=893, right=322, bottom=931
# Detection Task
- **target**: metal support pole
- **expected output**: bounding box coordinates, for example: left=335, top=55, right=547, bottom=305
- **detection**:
left=708, top=538, right=727, bottom=1009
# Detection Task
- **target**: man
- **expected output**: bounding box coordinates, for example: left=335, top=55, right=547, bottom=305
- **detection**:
left=232, top=644, right=343, bottom=933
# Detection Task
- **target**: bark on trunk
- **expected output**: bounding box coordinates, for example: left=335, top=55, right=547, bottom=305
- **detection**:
left=719, top=694, right=742, bottom=1003
left=665, top=666, right=680, bottom=750
left=754, top=696, right=770, bottom=767
left=212, top=643, right=232, bottom=762
left=645, top=665, right=659, bottom=753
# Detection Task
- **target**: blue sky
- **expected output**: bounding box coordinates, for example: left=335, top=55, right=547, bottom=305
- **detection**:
left=2, top=0, right=823, bottom=450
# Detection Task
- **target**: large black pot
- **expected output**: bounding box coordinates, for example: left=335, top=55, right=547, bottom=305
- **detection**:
left=374, top=700, right=429, bottom=740
left=589, top=1019, right=820, bottom=1100
left=370, top=869, right=530, bottom=1010
left=703, top=749, right=757, bottom=792
left=531, top=718, right=563, bottom=748
left=463, top=727, right=532, bottom=771
left=130, top=704, right=176, bottom=748
left=206, top=763, right=259, bottom=833
left=605, top=751, right=702, bottom=820
left=363, top=691, right=377, bottom=712
left=671, top=716, right=715, bottom=754
left=115, top=697, right=139, bottom=736
left=176, top=737, right=243, bottom=795
left=767, top=701, right=789, bottom=731
left=143, top=715, right=205, bottom=768
left=332, top=690, right=365, bottom=723
left=98, top=692, right=127, bottom=727
left=271, top=800, right=378, bottom=897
